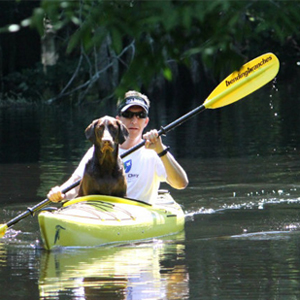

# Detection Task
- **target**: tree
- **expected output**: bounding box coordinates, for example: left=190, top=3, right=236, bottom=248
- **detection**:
left=2, top=0, right=300, bottom=103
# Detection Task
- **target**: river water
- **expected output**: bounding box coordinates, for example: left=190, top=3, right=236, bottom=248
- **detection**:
left=1, top=77, right=300, bottom=299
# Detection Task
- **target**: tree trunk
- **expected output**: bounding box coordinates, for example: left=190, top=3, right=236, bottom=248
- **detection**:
left=41, top=18, right=58, bottom=73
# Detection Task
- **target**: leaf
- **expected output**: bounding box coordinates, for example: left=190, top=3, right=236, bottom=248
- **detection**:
left=30, top=7, right=45, bottom=36
left=163, top=67, right=172, bottom=81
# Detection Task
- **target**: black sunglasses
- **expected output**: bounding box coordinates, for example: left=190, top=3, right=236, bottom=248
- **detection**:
left=121, top=111, right=148, bottom=119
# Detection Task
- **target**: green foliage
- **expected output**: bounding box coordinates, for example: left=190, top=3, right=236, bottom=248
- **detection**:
left=2, top=59, right=90, bottom=102
left=4, top=0, right=300, bottom=101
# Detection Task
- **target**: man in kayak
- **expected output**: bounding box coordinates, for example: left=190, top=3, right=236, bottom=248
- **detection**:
left=48, top=90, right=188, bottom=204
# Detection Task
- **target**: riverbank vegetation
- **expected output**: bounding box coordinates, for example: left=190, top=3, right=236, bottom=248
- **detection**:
left=1, top=0, right=300, bottom=105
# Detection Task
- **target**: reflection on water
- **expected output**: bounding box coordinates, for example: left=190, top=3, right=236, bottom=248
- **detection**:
left=39, top=235, right=188, bottom=300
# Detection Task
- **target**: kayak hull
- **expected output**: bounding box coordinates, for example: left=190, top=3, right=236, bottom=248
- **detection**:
left=38, top=192, right=185, bottom=250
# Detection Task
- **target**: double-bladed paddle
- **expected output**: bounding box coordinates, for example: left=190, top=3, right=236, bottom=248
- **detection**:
left=0, top=52, right=280, bottom=238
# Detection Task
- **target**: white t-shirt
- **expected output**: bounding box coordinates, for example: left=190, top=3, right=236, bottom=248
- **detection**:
left=73, top=146, right=167, bottom=203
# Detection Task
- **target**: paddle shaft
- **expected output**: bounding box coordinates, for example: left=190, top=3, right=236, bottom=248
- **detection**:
left=5, top=180, right=80, bottom=228
left=120, top=104, right=206, bottom=157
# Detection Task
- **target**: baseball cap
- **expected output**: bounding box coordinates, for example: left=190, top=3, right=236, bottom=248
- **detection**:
left=117, top=96, right=149, bottom=114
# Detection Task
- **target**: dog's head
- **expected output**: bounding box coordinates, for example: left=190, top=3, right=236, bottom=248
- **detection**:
left=85, top=116, right=129, bottom=153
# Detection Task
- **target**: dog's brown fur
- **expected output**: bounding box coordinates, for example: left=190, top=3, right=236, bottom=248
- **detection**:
left=77, top=116, right=129, bottom=197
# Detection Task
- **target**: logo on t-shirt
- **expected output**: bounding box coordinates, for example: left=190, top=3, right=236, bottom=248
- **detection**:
left=124, top=159, right=132, bottom=173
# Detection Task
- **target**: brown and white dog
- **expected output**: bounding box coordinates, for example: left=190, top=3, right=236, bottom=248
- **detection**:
left=77, top=116, right=129, bottom=197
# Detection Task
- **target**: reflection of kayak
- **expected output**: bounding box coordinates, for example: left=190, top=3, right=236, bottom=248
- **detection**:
left=38, top=235, right=188, bottom=299
left=38, top=191, right=185, bottom=250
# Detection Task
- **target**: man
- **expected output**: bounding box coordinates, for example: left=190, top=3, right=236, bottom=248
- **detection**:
left=48, top=90, right=188, bottom=203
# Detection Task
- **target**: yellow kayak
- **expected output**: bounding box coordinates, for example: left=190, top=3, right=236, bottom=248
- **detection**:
left=38, top=191, right=185, bottom=250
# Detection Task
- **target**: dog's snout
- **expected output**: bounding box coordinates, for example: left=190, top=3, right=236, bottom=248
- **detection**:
left=102, top=128, right=113, bottom=142
left=103, top=140, right=112, bottom=146
left=100, top=128, right=114, bottom=153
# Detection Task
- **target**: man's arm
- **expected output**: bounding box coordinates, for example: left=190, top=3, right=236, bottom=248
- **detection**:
left=143, top=129, right=189, bottom=189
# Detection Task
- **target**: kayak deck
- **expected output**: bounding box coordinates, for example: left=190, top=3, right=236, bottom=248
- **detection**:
left=38, top=192, right=185, bottom=250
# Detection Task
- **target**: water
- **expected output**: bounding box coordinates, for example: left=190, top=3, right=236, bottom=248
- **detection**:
left=1, top=80, right=300, bottom=299
left=1, top=155, right=300, bottom=299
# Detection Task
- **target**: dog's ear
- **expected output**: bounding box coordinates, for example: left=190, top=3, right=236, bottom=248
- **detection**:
left=117, top=120, right=129, bottom=145
left=85, top=119, right=98, bottom=143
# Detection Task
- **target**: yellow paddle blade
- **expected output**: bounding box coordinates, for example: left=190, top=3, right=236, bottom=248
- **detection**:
left=204, top=53, right=280, bottom=109
left=0, top=224, right=8, bottom=238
